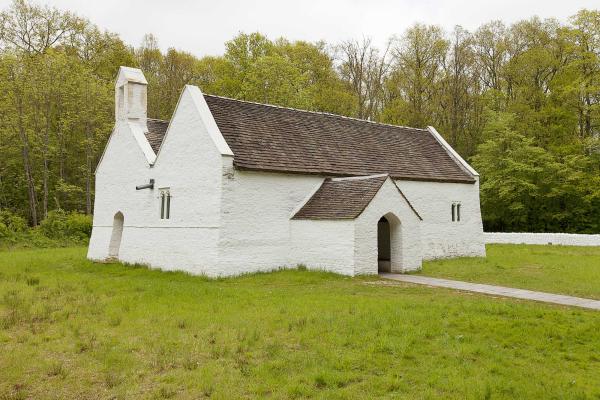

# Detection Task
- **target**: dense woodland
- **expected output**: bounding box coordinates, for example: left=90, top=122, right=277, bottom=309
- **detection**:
left=0, top=0, right=599, bottom=233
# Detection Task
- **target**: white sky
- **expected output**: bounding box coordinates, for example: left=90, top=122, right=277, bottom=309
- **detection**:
left=2, top=0, right=598, bottom=56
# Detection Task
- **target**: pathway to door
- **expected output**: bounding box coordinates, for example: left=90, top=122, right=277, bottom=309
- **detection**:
left=380, top=273, right=600, bottom=310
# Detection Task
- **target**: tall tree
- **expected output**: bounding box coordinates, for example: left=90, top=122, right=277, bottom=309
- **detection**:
left=473, top=21, right=509, bottom=94
left=570, top=10, right=600, bottom=138
left=437, top=26, right=484, bottom=156
left=336, top=38, right=390, bottom=120
left=384, top=24, right=448, bottom=127
left=0, top=0, right=599, bottom=233
left=0, top=0, right=84, bottom=54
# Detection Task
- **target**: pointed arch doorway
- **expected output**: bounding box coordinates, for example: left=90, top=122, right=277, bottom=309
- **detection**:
left=378, top=216, right=391, bottom=272
left=108, top=212, right=124, bottom=259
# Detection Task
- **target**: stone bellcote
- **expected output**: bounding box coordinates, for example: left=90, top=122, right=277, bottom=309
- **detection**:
left=115, top=66, right=148, bottom=129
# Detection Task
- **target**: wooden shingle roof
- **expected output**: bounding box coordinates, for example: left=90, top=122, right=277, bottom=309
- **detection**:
left=145, top=118, right=169, bottom=153
left=293, top=175, right=388, bottom=219
left=143, top=95, right=475, bottom=183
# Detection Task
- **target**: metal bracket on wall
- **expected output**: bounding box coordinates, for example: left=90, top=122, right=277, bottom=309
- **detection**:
left=136, top=179, right=155, bottom=190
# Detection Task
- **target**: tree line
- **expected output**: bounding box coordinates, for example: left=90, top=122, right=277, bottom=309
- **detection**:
left=0, top=0, right=598, bottom=232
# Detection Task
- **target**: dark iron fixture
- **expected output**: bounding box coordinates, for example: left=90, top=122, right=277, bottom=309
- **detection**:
left=136, top=179, right=155, bottom=190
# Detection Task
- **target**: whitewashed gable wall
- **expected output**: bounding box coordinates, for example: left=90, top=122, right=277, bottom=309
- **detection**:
left=89, top=84, right=233, bottom=275
left=397, top=178, right=486, bottom=259
left=87, top=121, right=155, bottom=261
left=355, top=179, right=422, bottom=274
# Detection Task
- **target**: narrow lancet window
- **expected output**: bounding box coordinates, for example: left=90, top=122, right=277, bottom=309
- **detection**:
left=160, top=189, right=171, bottom=219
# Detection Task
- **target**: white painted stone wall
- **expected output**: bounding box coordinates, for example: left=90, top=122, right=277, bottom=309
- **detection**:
left=397, top=178, right=486, bottom=260
left=290, top=219, right=355, bottom=275
left=484, top=232, right=600, bottom=246
left=355, top=178, right=422, bottom=274
left=88, top=84, right=230, bottom=275
left=88, top=120, right=153, bottom=260
left=218, top=173, right=425, bottom=276
left=218, top=170, right=324, bottom=275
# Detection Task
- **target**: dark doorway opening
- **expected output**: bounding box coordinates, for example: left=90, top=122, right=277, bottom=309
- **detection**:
left=378, top=216, right=391, bottom=272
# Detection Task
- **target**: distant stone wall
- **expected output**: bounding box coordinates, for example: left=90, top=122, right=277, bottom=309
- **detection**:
left=484, top=232, right=600, bottom=246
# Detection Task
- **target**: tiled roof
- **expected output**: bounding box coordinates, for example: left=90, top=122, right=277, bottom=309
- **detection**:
left=143, top=95, right=475, bottom=183
left=145, top=118, right=169, bottom=153
left=293, top=175, right=388, bottom=220
left=292, top=175, right=423, bottom=220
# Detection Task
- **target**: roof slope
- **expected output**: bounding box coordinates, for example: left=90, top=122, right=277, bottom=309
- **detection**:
left=145, top=118, right=169, bottom=153
left=142, top=95, right=475, bottom=183
left=204, top=96, right=474, bottom=183
left=293, top=175, right=388, bottom=220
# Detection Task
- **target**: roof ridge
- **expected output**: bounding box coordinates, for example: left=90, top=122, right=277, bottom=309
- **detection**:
left=330, top=174, right=388, bottom=182
left=203, top=94, right=428, bottom=132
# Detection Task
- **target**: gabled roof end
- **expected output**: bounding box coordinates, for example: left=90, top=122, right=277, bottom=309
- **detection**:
left=116, top=66, right=148, bottom=87
left=426, top=126, right=479, bottom=177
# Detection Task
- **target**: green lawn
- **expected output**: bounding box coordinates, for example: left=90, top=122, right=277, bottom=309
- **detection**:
left=1, top=247, right=600, bottom=399
left=421, top=244, right=600, bottom=300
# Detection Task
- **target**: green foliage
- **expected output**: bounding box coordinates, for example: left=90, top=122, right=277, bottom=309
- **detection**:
left=64, top=212, right=93, bottom=238
left=39, top=210, right=71, bottom=239
left=39, top=209, right=92, bottom=240
left=0, top=209, right=91, bottom=248
left=0, top=210, right=27, bottom=234
left=473, top=112, right=556, bottom=230
left=0, top=210, right=27, bottom=242
left=137, top=32, right=355, bottom=119
left=0, top=0, right=131, bottom=225
left=0, top=222, right=10, bottom=240
left=0, top=0, right=599, bottom=233
left=473, top=111, right=600, bottom=232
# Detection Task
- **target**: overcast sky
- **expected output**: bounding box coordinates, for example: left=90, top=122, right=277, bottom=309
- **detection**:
left=2, top=0, right=598, bottom=56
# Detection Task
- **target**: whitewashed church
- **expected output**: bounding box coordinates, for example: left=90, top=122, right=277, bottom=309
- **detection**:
left=87, top=66, right=486, bottom=277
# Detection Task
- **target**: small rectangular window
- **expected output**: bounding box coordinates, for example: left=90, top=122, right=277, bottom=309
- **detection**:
left=166, top=192, right=171, bottom=219
left=160, top=189, right=171, bottom=219
left=451, top=202, right=461, bottom=222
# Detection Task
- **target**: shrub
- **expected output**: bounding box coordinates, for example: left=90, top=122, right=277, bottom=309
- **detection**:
left=65, top=212, right=93, bottom=239
left=0, top=222, right=10, bottom=240
left=40, top=210, right=69, bottom=239
left=0, top=210, right=28, bottom=244
left=0, top=210, right=27, bottom=234
left=27, top=229, right=62, bottom=247
left=39, top=210, right=92, bottom=241
left=0, top=209, right=91, bottom=248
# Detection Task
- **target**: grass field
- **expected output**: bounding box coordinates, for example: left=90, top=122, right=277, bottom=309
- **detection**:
left=420, top=244, right=600, bottom=300
left=1, top=246, right=600, bottom=399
